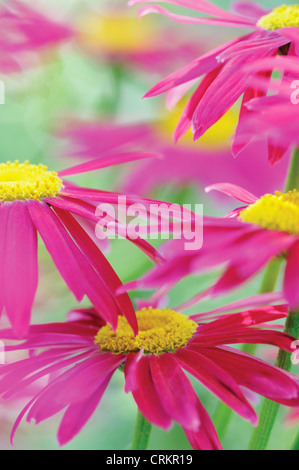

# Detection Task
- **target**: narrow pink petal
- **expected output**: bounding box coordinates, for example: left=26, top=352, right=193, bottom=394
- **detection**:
left=27, top=200, right=119, bottom=328
left=136, top=5, right=255, bottom=28
left=183, top=397, right=222, bottom=450
left=284, top=240, right=299, bottom=311
left=143, top=36, right=244, bottom=97
left=175, top=348, right=257, bottom=423
left=231, top=1, right=269, bottom=20
left=0, top=203, right=10, bottom=315
left=4, top=201, right=38, bottom=337
left=129, top=0, right=256, bottom=23
left=128, top=355, right=172, bottom=430
left=202, top=346, right=299, bottom=405
left=57, top=374, right=114, bottom=446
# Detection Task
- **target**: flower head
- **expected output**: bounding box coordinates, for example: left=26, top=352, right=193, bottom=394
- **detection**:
left=0, top=298, right=298, bottom=448
left=129, top=0, right=299, bottom=163
left=0, top=152, right=165, bottom=337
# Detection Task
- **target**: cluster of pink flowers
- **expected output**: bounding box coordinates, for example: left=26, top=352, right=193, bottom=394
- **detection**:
left=0, top=0, right=299, bottom=451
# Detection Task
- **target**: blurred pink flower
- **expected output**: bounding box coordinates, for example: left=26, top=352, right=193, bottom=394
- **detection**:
left=0, top=0, right=73, bottom=72
left=129, top=0, right=299, bottom=163
left=76, top=8, right=202, bottom=74
left=0, top=298, right=297, bottom=448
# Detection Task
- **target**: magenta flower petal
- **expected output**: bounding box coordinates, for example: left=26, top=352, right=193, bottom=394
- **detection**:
left=150, top=354, right=200, bottom=431
left=205, top=183, right=258, bottom=204
left=284, top=240, right=299, bottom=311
left=58, top=152, right=160, bottom=178
left=127, top=355, right=173, bottom=430
left=202, top=346, right=299, bottom=405
left=57, top=375, right=114, bottom=447
left=183, top=397, right=222, bottom=450
left=3, top=202, right=38, bottom=337
left=175, top=348, right=257, bottom=423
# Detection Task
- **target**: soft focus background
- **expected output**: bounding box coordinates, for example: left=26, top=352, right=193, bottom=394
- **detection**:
left=0, top=0, right=298, bottom=450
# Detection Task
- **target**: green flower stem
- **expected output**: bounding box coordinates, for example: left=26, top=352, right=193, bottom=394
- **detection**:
left=248, top=311, right=299, bottom=450
left=131, top=410, right=152, bottom=450
left=213, top=257, right=283, bottom=440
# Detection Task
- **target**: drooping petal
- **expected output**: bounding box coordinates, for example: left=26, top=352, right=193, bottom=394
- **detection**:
left=150, top=354, right=200, bottom=431
left=58, top=152, right=160, bottom=178
left=4, top=201, right=38, bottom=337
left=183, top=397, right=222, bottom=450
left=284, top=240, right=299, bottom=311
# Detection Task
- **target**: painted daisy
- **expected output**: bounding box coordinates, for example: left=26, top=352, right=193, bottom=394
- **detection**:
left=0, top=296, right=298, bottom=448
left=129, top=0, right=299, bottom=163
left=0, top=152, right=164, bottom=337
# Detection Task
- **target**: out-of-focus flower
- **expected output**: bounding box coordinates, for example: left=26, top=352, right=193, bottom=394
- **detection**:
left=60, top=107, right=289, bottom=199
left=129, top=0, right=299, bottom=163
left=0, top=0, right=73, bottom=73
left=0, top=152, right=166, bottom=337
left=0, top=297, right=297, bottom=448
left=76, top=8, right=201, bottom=74
left=233, top=55, right=299, bottom=157
left=125, top=183, right=299, bottom=311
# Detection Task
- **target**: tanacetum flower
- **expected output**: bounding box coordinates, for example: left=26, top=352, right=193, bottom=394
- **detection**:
left=0, top=153, right=164, bottom=337
left=129, top=0, right=299, bottom=163
left=60, top=110, right=289, bottom=199
left=0, top=0, right=73, bottom=73
left=0, top=297, right=298, bottom=448
left=125, top=183, right=299, bottom=311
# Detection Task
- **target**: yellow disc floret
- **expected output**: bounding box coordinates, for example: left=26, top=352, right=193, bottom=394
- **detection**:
left=239, top=189, right=299, bottom=234
left=95, top=307, right=197, bottom=355
left=0, top=161, right=63, bottom=202
left=258, top=5, right=299, bottom=30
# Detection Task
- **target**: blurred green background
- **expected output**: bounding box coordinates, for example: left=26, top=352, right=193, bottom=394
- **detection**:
left=0, top=0, right=298, bottom=450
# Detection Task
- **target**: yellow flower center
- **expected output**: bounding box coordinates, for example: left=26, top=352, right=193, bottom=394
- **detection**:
left=94, top=307, right=197, bottom=355
left=258, top=5, right=299, bottom=30
left=239, top=189, right=299, bottom=234
left=0, top=161, right=63, bottom=202
left=78, top=14, right=154, bottom=54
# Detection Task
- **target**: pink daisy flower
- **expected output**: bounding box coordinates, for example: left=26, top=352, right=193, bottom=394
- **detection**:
left=60, top=116, right=290, bottom=198
left=0, top=0, right=73, bottom=73
left=125, top=183, right=299, bottom=311
left=0, top=297, right=298, bottom=448
left=0, top=152, right=165, bottom=337
left=129, top=0, right=299, bottom=163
